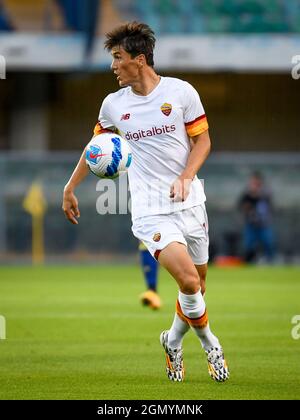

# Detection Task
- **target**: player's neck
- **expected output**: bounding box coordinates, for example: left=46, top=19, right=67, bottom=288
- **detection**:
left=131, top=70, right=161, bottom=96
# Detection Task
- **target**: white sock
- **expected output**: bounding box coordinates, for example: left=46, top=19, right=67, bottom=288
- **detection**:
left=194, top=323, right=220, bottom=351
left=178, top=290, right=220, bottom=351
left=167, top=313, right=190, bottom=349
left=178, top=290, right=205, bottom=318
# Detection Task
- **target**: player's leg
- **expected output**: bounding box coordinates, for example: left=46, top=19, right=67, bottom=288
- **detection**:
left=139, top=241, right=159, bottom=292
left=159, top=242, right=227, bottom=382
left=158, top=244, right=225, bottom=369
left=132, top=214, right=227, bottom=382
left=260, top=226, right=275, bottom=263
left=184, top=205, right=229, bottom=382
left=244, top=224, right=257, bottom=262
left=158, top=241, right=198, bottom=381
left=193, top=263, right=220, bottom=350
left=139, top=241, right=161, bottom=309
left=132, top=216, right=192, bottom=381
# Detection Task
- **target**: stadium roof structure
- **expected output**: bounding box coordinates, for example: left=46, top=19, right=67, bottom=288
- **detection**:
left=0, top=33, right=299, bottom=72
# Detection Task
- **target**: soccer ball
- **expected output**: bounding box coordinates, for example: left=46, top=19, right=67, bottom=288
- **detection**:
left=85, top=132, right=132, bottom=179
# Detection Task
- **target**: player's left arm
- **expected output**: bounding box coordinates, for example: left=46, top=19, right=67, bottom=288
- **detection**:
left=170, top=130, right=211, bottom=201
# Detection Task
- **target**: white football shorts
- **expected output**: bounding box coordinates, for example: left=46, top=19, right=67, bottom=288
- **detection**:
left=132, top=204, right=209, bottom=265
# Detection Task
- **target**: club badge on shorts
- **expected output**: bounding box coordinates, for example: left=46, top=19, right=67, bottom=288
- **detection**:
left=160, top=103, right=172, bottom=116
left=153, top=232, right=161, bottom=242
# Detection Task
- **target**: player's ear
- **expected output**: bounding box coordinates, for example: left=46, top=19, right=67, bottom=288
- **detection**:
left=136, top=54, right=146, bottom=68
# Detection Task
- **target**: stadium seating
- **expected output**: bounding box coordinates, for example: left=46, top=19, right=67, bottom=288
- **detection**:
left=113, top=0, right=300, bottom=34
left=1, top=0, right=46, bottom=31
left=2, top=0, right=300, bottom=34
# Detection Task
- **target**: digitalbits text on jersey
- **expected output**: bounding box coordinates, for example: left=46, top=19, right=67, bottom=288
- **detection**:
left=125, top=125, right=176, bottom=141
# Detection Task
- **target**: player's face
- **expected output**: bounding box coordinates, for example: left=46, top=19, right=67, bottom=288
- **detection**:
left=111, top=46, right=142, bottom=87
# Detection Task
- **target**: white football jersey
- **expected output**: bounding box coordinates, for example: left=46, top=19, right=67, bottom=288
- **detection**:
left=96, top=77, right=209, bottom=221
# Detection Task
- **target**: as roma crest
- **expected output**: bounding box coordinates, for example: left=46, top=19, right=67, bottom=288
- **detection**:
left=153, top=232, right=161, bottom=242
left=161, top=103, right=172, bottom=116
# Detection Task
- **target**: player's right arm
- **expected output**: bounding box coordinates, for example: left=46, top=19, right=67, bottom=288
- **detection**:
left=63, top=95, right=115, bottom=224
left=62, top=121, right=111, bottom=224
left=62, top=147, right=89, bottom=225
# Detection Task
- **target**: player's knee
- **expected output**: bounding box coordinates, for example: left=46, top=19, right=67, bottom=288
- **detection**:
left=178, top=269, right=200, bottom=294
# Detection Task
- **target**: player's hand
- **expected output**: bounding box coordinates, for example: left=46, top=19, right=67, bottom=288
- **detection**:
left=62, top=188, right=80, bottom=225
left=170, top=176, right=192, bottom=202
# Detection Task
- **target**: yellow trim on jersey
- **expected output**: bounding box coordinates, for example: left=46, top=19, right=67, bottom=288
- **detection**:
left=93, top=122, right=120, bottom=137
left=185, top=115, right=209, bottom=137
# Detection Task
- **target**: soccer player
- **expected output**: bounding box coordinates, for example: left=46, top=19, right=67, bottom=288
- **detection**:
left=139, top=241, right=161, bottom=310
left=238, top=172, right=275, bottom=263
left=62, top=22, right=229, bottom=383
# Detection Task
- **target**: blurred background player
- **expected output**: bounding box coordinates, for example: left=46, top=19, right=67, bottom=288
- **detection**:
left=239, top=171, right=275, bottom=263
left=139, top=241, right=161, bottom=310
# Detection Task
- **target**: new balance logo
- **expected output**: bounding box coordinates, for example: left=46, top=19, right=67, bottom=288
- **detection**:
left=121, top=113, right=130, bottom=121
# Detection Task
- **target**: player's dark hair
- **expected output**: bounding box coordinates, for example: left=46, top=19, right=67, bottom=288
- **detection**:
left=104, top=21, right=156, bottom=67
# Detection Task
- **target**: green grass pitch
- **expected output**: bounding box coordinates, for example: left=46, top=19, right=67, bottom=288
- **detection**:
left=0, top=265, right=299, bottom=400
